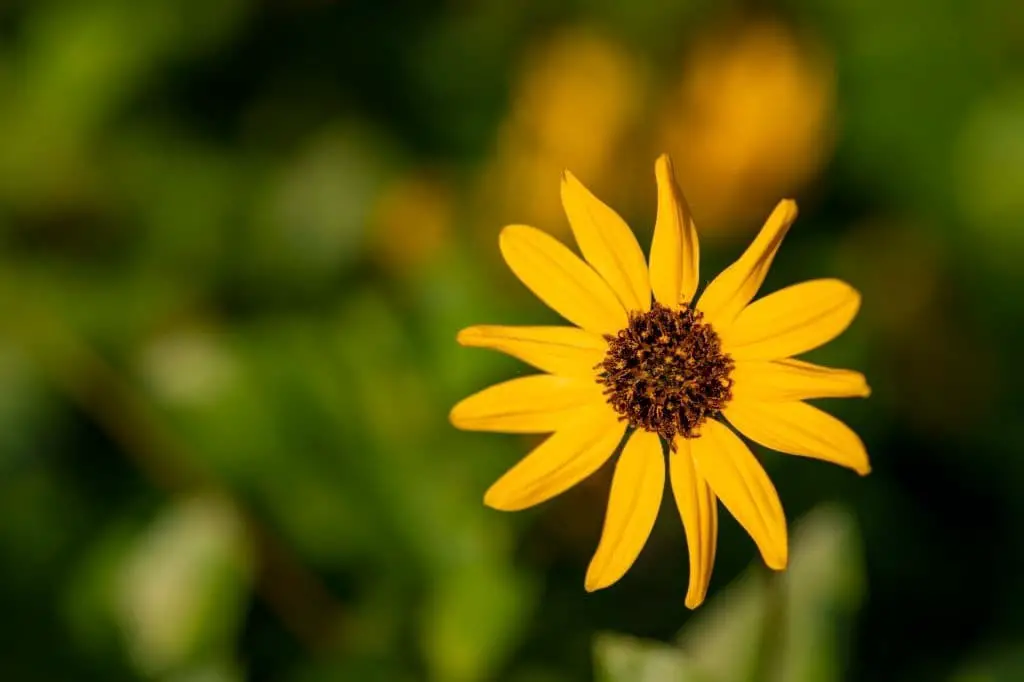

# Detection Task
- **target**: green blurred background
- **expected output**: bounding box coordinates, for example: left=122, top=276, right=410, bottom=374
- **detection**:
left=1, top=0, right=1022, bottom=680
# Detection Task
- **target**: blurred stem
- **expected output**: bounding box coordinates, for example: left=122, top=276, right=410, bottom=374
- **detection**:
left=2, top=289, right=344, bottom=651
left=751, top=568, right=786, bottom=682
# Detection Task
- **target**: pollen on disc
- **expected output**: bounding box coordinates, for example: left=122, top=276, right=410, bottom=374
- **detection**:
left=596, top=303, right=734, bottom=444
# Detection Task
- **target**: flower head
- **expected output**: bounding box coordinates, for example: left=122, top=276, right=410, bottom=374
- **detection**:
left=451, top=155, right=869, bottom=608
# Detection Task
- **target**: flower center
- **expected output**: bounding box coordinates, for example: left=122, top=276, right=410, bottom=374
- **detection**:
left=596, top=302, right=734, bottom=444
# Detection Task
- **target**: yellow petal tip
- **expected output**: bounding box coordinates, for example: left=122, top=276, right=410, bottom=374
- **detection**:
left=497, top=225, right=513, bottom=252
left=560, top=170, right=588, bottom=198
left=448, top=397, right=480, bottom=429
left=455, top=327, right=477, bottom=346
left=584, top=560, right=619, bottom=592
left=762, top=541, right=789, bottom=571
left=767, top=199, right=799, bottom=231
left=684, top=595, right=705, bottom=610
left=559, top=170, right=589, bottom=207
left=654, top=154, right=677, bottom=186
left=498, top=223, right=533, bottom=249
left=482, top=488, right=502, bottom=509
left=483, top=484, right=521, bottom=511
left=448, top=404, right=465, bottom=428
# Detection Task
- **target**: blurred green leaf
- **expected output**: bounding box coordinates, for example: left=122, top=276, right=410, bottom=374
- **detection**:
left=115, top=495, right=253, bottom=677
left=955, top=86, right=1024, bottom=277
left=167, top=659, right=246, bottom=682
left=0, top=0, right=245, bottom=212
left=245, top=125, right=396, bottom=293
left=950, top=643, right=1024, bottom=682
left=594, top=633, right=712, bottom=682
left=674, top=571, right=768, bottom=682
left=678, top=505, right=864, bottom=682
left=421, top=558, right=534, bottom=682
left=771, top=505, right=864, bottom=682
left=595, top=506, right=864, bottom=682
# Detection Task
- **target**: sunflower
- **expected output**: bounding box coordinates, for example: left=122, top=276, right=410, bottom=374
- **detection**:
left=450, top=154, right=869, bottom=608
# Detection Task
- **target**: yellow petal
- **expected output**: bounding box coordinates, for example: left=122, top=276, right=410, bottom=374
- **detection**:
left=561, top=171, right=651, bottom=312
left=731, top=358, right=871, bottom=402
left=721, top=279, right=861, bottom=361
left=500, top=224, right=627, bottom=336
left=457, top=325, right=607, bottom=378
left=650, top=154, right=700, bottom=306
left=484, top=403, right=626, bottom=511
left=696, top=200, right=799, bottom=330
left=669, top=438, right=718, bottom=609
left=585, top=429, right=665, bottom=591
left=690, top=419, right=788, bottom=569
left=450, top=374, right=603, bottom=433
left=724, top=400, right=871, bottom=475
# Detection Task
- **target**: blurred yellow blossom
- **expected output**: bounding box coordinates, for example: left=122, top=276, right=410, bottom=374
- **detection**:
left=369, top=172, right=454, bottom=270
left=481, top=28, right=645, bottom=235
left=657, top=21, right=835, bottom=231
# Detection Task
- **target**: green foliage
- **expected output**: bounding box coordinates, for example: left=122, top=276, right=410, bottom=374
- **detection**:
left=116, top=496, right=252, bottom=677
left=595, top=506, right=864, bottom=682
left=0, top=0, right=1022, bottom=680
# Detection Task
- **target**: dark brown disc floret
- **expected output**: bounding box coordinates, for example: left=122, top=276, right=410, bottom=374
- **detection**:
left=597, top=302, right=734, bottom=445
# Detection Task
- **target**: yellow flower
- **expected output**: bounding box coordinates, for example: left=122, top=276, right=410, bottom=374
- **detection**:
left=480, top=28, right=643, bottom=236
left=657, top=21, right=834, bottom=230
left=369, top=172, right=452, bottom=270
left=450, top=155, right=870, bottom=608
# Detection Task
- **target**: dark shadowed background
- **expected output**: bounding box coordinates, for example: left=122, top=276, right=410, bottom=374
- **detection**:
left=1, top=1, right=1022, bottom=681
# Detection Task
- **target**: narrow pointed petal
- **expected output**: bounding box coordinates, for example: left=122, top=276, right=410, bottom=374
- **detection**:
left=650, top=154, right=700, bottom=306
left=561, top=171, right=651, bottom=312
left=731, top=358, right=871, bottom=402
left=457, top=325, right=607, bottom=378
left=690, top=419, right=788, bottom=570
left=450, top=374, right=603, bottom=433
left=697, top=200, right=799, bottom=330
left=670, top=438, right=718, bottom=609
left=721, top=279, right=861, bottom=361
left=585, top=429, right=665, bottom=591
left=500, top=224, right=628, bottom=335
left=724, top=400, right=871, bottom=475
left=485, top=403, right=626, bottom=511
